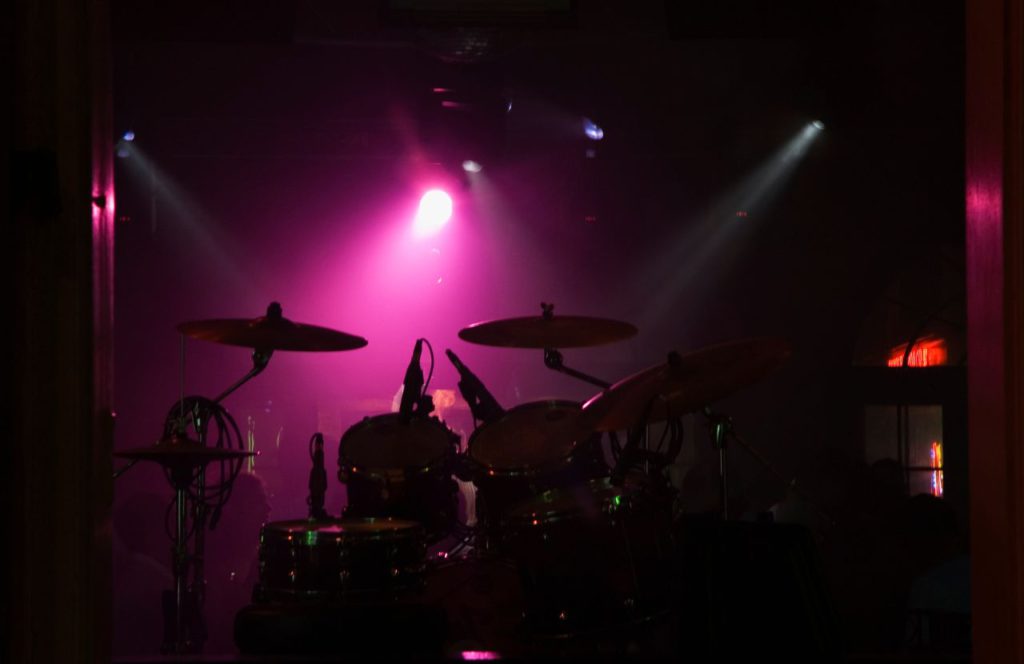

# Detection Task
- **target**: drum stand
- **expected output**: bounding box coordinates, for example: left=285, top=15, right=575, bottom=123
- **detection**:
left=166, top=458, right=205, bottom=654
left=113, top=348, right=269, bottom=654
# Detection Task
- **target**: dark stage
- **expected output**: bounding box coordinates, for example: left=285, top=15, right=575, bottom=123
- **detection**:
left=8, top=0, right=1024, bottom=662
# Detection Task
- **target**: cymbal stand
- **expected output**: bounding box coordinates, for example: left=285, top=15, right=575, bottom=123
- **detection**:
left=211, top=347, right=273, bottom=406
left=538, top=303, right=611, bottom=389
left=157, top=344, right=263, bottom=654
left=164, top=460, right=204, bottom=654
left=542, top=347, right=610, bottom=389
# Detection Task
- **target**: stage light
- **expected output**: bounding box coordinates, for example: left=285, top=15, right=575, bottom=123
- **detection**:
left=462, top=160, right=483, bottom=173
left=811, top=120, right=825, bottom=130
left=122, top=130, right=135, bottom=142
left=583, top=117, right=604, bottom=141
left=412, top=189, right=453, bottom=238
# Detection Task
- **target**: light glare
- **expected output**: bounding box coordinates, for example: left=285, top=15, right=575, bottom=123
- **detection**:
left=462, top=160, right=483, bottom=173
left=412, top=189, right=453, bottom=238
left=583, top=117, right=604, bottom=141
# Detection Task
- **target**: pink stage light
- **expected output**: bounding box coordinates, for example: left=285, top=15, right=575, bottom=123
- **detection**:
left=412, top=189, right=453, bottom=238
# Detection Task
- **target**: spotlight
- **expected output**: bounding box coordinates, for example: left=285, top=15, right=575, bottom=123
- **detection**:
left=413, top=189, right=453, bottom=238
left=462, top=160, right=483, bottom=173
left=122, top=130, right=135, bottom=142
left=811, top=120, right=825, bottom=130
left=582, top=117, right=604, bottom=141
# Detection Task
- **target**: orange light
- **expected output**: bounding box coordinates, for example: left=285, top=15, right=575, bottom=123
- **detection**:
left=888, top=338, right=948, bottom=367
left=930, top=441, right=944, bottom=497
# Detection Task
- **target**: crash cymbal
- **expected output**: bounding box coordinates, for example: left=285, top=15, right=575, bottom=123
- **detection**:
left=177, top=302, right=367, bottom=352
left=115, top=433, right=255, bottom=469
left=458, top=313, right=637, bottom=349
left=582, top=337, right=791, bottom=431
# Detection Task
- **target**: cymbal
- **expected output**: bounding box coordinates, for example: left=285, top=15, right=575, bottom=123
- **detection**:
left=115, top=434, right=255, bottom=469
left=458, top=315, right=637, bottom=349
left=177, top=302, right=367, bottom=352
left=582, top=338, right=791, bottom=431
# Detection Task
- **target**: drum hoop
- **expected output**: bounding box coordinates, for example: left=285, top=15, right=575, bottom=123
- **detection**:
left=261, top=518, right=425, bottom=541
left=338, top=413, right=458, bottom=477
left=338, top=457, right=452, bottom=482
left=467, top=399, right=583, bottom=473
left=464, top=453, right=577, bottom=478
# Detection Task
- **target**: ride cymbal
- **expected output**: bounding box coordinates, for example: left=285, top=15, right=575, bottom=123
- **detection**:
left=177, top=302, right=367, bottom=352
left=458, top=314, right=637, bottom=349
left=582, top=337, right=791, bottom=431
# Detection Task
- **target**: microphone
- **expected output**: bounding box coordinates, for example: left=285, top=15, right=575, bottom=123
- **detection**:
left=399, top=339, right=424, bottom=420
left=445, top=349, right=504, bottom=424
left=308, top=433, right=328, bottom=520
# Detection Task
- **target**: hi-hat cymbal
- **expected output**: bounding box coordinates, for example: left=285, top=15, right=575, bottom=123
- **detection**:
left=115, top=434, right=255, bottom=469
left=458, top=315, right=637, bottom=349
left=582, top=338, right=791, bottom=431
left=177, top=302, right=367, bottom=352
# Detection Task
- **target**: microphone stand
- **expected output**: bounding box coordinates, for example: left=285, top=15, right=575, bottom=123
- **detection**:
left=308, top=433, right=328, bottom=520
left=703, top=408, right=731, bottom=520
left=701, top=407, right=833, bottom=526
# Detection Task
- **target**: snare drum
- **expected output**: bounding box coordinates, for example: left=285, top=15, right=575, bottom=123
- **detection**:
left=338, top=414, right=459, bottom=539
left=507, top=477, right=673, bottom=635
left=467, top=400, right=605, bottom=534
left=255, top=518, right=426, bottom=602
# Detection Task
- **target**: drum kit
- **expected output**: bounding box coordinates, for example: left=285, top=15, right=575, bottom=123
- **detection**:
left=114, top=301, right=792, bottom=654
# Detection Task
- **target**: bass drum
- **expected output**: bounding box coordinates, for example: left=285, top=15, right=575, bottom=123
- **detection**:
left=255, top=517, right=426, bottom=602
left=338, top=414, right=460, bottom=540
left=466, top=400, right=606, bottom=537
left=506, top=477, right=674, bottom=635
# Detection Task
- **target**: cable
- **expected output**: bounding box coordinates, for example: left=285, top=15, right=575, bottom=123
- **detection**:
left=420, top=337, right=435, bottom=398
left=162, top=396, right=245, bottom=527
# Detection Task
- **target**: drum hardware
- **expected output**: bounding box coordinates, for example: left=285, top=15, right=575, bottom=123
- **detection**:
left=458, top=302, right=628, bottom=391
left=115, top=436, right=255, bottom=654
left=543, top=347, right=611, bottom=389
left=174, top=302, right=368, bottom=419
left=464, top=400, right=608, bottom=553
left=112, top=302, right=366, bottom=653
left=609, top=398, right=659, bottom=488
left=176, top=301, right=368, bottom=352
left=255, top=518, right=427, bottom=602
left=337, top=413, right=461, bottom=540
left=458, top=302, right=638, bottom=349
left=115, top=299, right=819, bottom=652
left=580, top=337, right=792, bottom=432
left=506, top=477, right=674, bottom=635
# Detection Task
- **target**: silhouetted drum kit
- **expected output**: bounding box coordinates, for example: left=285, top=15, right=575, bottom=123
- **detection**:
left=115, top=301, right=791, bottom=652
